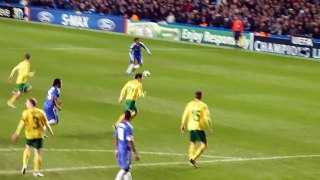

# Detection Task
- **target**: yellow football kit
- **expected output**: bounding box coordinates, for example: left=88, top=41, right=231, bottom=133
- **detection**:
left=119, top=79, right=145, bottom=101
left=14, top=107, right=53, bottom=173
left=15, top=107, right=53, bottom=139
left=9, top=60, right=33, bottom=84
left=182, top=99, right=212, bottom=161
left=182, top=99, right=212, bottom=131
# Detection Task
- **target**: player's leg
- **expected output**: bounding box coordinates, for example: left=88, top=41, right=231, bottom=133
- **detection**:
left=47, top=107, right=59, bottom=125
left=123, top=151, right=132, bottom=180
left=23, top=83, right=32, bottom=93
left=234, top=31, right=240, bottom=47
left=115, top=169, right=127, bottom=180
left=126, top=57, right=135, bottom=75
left=191, top=130, right=207, bottom=161
left=188, top=141, right=196, bottom=160
left=130, top=102, right=138, bottom=120
left=33, top=139, right=44, bottom=177
left=115, top=100, right=134, bottom=125
left=7, top=84, right=23, bottom=108
left=21, top=143, right=31, bottom=174
left=115, top=151, right=130, bottom=180
left=123, top=171, right=132, bottom=180
left=188, top=131, right=198, bottom=168
left=134, top=57, right=143, bottom=69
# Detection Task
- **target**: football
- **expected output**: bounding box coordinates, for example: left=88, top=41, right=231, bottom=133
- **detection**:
left=143, top=70, right=151, bottom=77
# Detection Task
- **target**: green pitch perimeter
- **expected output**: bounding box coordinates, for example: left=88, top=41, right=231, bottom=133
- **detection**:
left=0, top=18, right=320, bottom=180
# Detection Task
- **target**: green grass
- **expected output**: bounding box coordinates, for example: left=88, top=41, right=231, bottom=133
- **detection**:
left=0, top=18, right=320, bottom=179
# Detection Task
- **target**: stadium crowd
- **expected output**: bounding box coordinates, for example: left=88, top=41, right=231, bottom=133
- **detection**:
left=18, top=0, right=320, bottom=38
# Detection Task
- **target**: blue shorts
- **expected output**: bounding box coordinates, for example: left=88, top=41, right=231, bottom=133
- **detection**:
left=44, top=106, right=59, bottom=122
left=129, top=55, right=143, bottom=64
left=117, top=150, right=132, bottom=170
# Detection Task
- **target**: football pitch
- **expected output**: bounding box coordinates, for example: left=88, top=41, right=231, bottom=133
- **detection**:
left=0, top=18, right=320, bottom=180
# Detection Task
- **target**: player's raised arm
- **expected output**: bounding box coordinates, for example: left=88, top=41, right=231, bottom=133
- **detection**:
left=140, top=42, right=152, bottom=56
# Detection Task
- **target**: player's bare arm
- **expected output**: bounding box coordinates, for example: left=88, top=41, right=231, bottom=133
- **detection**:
left=129, top=140, right=139, bottom=161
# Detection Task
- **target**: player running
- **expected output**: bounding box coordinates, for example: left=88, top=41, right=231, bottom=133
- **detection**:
left=115, top=73, right=146, bottom=126
left=180, top=91, right=213, bottom=168
left=44, top=78, right=62, bottom=125
left=114, top=110, right=140, bottom=180
left=7, top=53, right=35, bottom=108
left=125, top=37, right=152, bottom=75
left=11, top=98, right=54, bottom=177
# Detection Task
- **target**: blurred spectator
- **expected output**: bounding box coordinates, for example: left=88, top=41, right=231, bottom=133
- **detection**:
left=26, top=0, right=320, bottom=39
left=166, top=12, right=175, bottom=23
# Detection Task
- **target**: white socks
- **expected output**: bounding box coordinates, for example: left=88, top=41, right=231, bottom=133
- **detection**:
left=126, top=64, right=141, bottom=75
left=126, top=64, right=135, bottom=75
left=48, top=119, right=58, bottom=125
left=115, top=169, right=126, bottom=180
left=115, top=170, right=132, bottom=180
left=124, top=172, right=132, bottom=180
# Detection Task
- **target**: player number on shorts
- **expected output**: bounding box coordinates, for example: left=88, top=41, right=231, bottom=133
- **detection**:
left=117, top=127, right=125, bottom=141
left=192, top=110, right=200, bottom=121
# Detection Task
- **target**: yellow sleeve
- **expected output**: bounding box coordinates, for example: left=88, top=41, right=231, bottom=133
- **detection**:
left=15, top=120, right=25, bottom=135
left=41, top=111, right=54, bottom=136
left=138, top=84, right=145, bottom=98
left=119, top=83, right=128, bottom=101
left=9, top=63, right=20, bottom=78
left=204, top=105, right=212, bottom=129
left=15, top=111, right=26, bottom=135
left=181, top=103, right=190, bottom=125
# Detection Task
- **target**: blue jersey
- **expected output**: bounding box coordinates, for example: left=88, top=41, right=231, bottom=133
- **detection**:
left=129, top=42, right=150, bottom=61
left=115, top=121, right=133, bottom=152
left=44, top=86, right=60, bottom=109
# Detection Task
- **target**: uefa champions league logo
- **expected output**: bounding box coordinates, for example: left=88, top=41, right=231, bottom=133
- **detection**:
left=97, top=18, right=115, bottom=31
left=37, top=11, right=54, bottom=23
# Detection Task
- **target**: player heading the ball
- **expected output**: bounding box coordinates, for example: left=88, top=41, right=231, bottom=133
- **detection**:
left=115, top=73, right=146, bottom=127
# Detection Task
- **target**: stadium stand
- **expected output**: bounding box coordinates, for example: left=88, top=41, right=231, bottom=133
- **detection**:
left=2, top=0, right=320, bottom=38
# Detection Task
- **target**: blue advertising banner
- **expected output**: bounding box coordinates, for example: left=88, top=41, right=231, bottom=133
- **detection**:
left=29, top=7, right=126, bottom=33
left=253, top=35, right=320, bottom=59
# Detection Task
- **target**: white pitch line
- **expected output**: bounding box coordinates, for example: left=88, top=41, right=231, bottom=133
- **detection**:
left=0, top=148, right=234, bottom=159
left=0, top=154, right=319, bottom=175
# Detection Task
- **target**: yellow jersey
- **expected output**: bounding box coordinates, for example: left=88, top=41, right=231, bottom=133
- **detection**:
left=120, top=79, right=145, bottom=101
left=9, top=60, right=31, bottom=84
left=15, top=107, right=54, bottom=139
left=182, top=99, right=212, bottom=131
